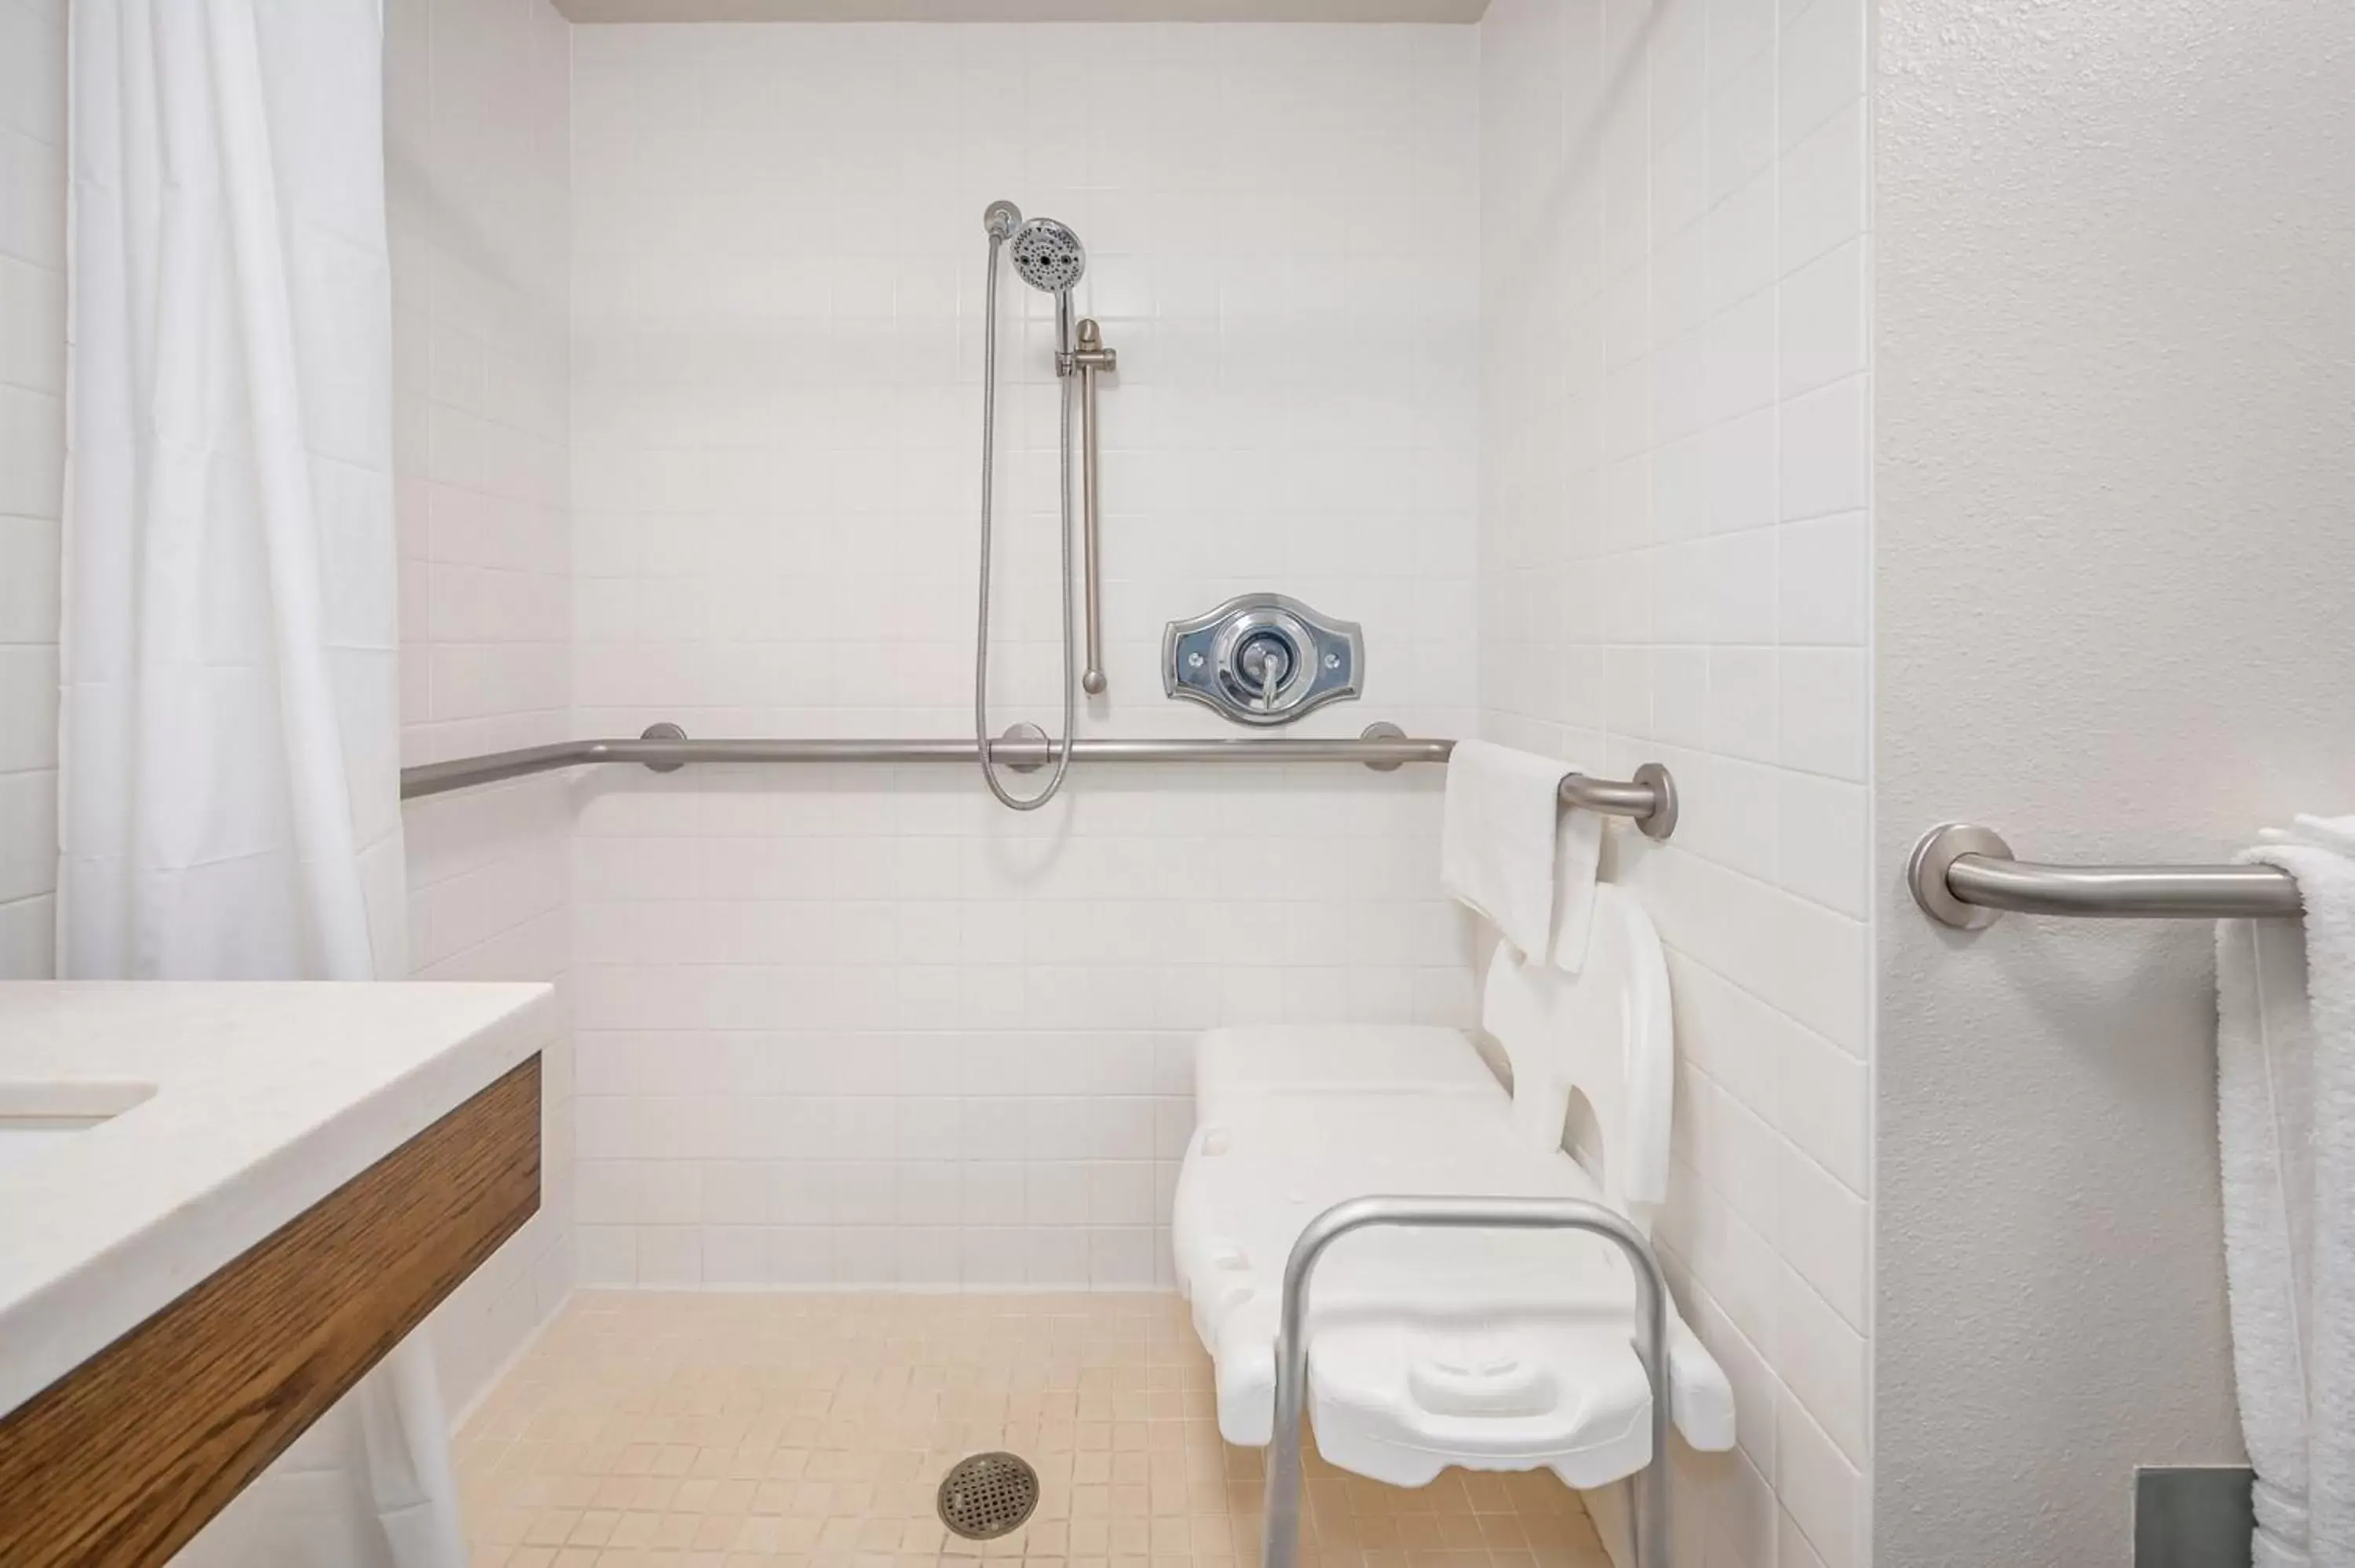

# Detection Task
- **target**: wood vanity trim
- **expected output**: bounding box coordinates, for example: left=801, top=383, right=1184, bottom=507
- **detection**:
left=0, top=1053, right=541, bottom=1568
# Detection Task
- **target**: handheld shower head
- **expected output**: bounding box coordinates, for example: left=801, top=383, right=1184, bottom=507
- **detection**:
left=1010, top=217, right=1086, bottom=293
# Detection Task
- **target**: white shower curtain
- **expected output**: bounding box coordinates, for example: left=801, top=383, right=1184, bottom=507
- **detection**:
left=61, top=2, right=462, bottom=1563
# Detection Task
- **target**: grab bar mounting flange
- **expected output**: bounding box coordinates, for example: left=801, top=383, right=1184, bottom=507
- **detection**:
left=1909, top=822, right=2014, bottom=930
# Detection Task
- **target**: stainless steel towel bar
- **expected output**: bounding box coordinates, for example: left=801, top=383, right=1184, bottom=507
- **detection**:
left=1909, top=822, right=2303, bottom=928
left=399, top=723, right=1681, bottom=837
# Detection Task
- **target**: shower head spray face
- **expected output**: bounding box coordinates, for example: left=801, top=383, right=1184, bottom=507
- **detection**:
left=1010, top=217, right=1086, bottom=293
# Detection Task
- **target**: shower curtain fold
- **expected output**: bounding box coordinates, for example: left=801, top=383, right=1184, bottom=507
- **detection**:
left=60, top=2, right=461, bottom=1564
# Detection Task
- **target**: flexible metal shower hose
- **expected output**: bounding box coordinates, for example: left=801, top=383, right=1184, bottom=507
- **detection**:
left=973, top=227, right=1079, bottom=810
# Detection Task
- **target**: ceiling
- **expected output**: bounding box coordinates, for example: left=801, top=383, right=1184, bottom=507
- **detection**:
left=553, top=0, right=1488, bottom=22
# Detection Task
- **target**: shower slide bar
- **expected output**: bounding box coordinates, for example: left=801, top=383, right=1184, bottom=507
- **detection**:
left=1908, top=822, right=2303, bottom=928
left=1261, top=1195, right=1674, bottom=1568
left=397, top=722, right=1683, bottom=837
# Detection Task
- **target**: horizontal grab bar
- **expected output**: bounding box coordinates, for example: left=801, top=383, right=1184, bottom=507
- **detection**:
left=1561, top=761, right=1678, bottom=840
left=1909, top=822, right=2302, bottom=928
left=399, top=724, right=1681, bottom=838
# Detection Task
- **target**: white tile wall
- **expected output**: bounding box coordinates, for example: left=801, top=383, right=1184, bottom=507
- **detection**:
left=0, top=2, right=1881, bottom=1533
left=388, top=0, right=579, bottom=1415
left=566, top=22, right=1483, bottom=1289
left=1477, top=0, right=1871, bottom=1563
left=0, top=0, right=64, bottom=980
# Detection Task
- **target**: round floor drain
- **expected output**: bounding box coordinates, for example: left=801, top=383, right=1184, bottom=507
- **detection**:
left=937, top=1450, right=1039, bottom=1540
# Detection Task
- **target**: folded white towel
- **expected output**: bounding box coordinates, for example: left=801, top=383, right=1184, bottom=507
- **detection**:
left=2218, top=898, right=2318, bottom=1568
left=2288, top=814, right=2355, bottom=858
left=2218, top=826, right=2355, bottom=1568
left=1440, top=740, right=1602, bottom=971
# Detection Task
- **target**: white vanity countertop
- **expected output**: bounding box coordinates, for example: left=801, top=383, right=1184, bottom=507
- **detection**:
left=0, top=981, right=552, bottom=1422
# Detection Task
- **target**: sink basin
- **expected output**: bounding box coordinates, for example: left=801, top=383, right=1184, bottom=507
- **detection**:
left=0, top=1081, right=155, bottom=1169
left=0, top=982, right=553, bottom=1566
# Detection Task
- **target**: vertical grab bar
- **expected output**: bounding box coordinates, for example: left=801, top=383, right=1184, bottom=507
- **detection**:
left=1074, top=318, right=1115, bottom=696
left=1261, top=1195, right=1674, bottom=1568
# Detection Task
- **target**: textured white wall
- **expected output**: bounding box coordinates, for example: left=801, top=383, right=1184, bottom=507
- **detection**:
left=387, top=0, right=579, bottom=1413
left=564, top=23, right=1483, bottom=1289
left=1478, top=0, right=1872, bottom=1563
left=0, top=0, right=63, bottom=979
left=1874, top=1, right=2355, bottom=1563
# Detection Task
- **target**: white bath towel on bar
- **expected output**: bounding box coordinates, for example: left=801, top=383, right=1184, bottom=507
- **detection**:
left=1440, top=740, right=1601, bottom=971
left=2218, top=819, right=2355, bottom=1568
left=2284, top=814, right=2355, bottom=859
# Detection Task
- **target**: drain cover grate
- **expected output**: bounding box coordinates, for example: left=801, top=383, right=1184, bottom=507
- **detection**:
left=937, top=1450, right=1039, bottom=1540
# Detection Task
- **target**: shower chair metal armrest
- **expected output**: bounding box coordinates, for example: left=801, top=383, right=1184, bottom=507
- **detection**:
left=1260, top=1194, right=1674, bottom=1568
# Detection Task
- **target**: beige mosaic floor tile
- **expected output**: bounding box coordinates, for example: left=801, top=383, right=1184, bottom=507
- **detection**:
left=457, top=1292, right=1611, bottom=1568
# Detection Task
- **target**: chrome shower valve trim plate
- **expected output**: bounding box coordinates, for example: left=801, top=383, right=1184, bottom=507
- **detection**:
left=1164, top=593, right=1364, bottom=726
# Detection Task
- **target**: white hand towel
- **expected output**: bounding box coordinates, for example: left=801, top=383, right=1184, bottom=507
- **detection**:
left=2288, top=814, right=2355, bottom=858
left=1441, top=740, right=1603, bottom=971
left=2218, top=829, right=2355, bottom=1568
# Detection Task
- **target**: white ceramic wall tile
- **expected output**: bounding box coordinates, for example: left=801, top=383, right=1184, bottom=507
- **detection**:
left=1778, top=0, right=1868, bottom=152
left=568, top=23, right=1482, bottom=1290
left=1781, top=373, right=1870, bottom=523
left=387, top=0, right=579, bottom=1418
left=1777, top=1386, right=1865, bottom=1568
left=1780, top=239, right=1869, bottom=399
left=0, top=0, right=62, bottom=981
left=1780, top=100, right=1867, bottom=275
left=1779, top=646, right=1868, bottom=781
left=1776, top=509, right=1868, bottom=646
left=1480, top=0, right=1872, bottom=1552
left=1777, top=771, right=1868, bottom=918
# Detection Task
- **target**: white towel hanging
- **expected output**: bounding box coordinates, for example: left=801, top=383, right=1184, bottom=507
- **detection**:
left=1440, top=740, right=1603, bottom=971
left=2218, top=824, right=2355, bottom=1568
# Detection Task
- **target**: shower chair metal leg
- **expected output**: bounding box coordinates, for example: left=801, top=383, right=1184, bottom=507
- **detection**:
left=1259, top=1195, right=1675, bottom=1568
